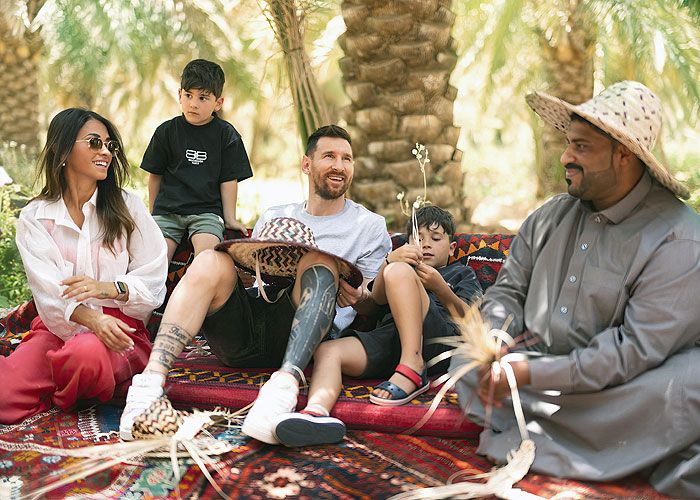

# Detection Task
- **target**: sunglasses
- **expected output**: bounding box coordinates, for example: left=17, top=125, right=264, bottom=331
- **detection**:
left=75, top=137, right=120, bottom=154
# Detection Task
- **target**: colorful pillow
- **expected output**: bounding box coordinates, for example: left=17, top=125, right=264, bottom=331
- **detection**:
left=391, top=233, right=512, bottom=291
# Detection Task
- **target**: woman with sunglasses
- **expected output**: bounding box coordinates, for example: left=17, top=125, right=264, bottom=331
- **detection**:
left=0, top=108, right=168, bottom=424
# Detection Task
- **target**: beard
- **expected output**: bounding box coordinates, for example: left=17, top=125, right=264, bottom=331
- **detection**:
left=565, top=159, right=617, bottom=200
left=312, top=172, right=351, bottom=200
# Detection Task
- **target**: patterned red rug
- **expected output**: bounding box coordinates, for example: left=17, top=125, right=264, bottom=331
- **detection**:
left=111, top=351, right=481, bottom=439
left=0, top=405, right=672, bottom=499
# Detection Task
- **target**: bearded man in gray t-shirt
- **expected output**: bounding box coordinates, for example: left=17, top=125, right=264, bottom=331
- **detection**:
left=120, top=125, right=392, bottom=445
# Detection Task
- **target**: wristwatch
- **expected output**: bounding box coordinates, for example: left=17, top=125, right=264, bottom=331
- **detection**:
left=114, top=281, right=127, bottom=298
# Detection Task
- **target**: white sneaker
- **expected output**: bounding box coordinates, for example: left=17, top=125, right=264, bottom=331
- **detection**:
left=119, top=373, right=165, bottom=441
left=241, top=371, right=299, bottom=445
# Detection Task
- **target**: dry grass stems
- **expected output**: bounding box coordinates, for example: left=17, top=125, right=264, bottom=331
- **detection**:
left=23, top=398, right=251, bottom=500
left=391, top=302, right=539, bottom=500
left=397, top=143, right=432, bottom=253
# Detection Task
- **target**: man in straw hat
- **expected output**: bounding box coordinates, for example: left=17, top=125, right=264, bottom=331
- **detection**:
left=450, top=81, right=700, bottom=496
left=119, top=125, right=391, bottom=444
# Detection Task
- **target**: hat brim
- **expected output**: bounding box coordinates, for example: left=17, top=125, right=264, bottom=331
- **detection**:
left=215, top=238, right=364, bottom=289
left=526, top=91, right=690, bottom=200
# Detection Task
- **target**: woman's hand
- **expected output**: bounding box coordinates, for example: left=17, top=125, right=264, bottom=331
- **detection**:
left=70, top=305, right=135, bottom=353
left=90, top=313, right=136, bottom=352
left=61, top=275, right=116, bottom=302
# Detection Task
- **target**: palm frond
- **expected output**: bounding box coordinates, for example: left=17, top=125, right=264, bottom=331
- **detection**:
left=25, top=403, right=249, bottom=499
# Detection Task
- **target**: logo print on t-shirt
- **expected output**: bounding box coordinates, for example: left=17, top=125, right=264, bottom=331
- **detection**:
left=186, top=149, right=207, bottom=165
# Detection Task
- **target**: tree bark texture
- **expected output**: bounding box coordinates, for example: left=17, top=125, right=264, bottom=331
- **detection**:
left=339, top=0, right=465, bottom=229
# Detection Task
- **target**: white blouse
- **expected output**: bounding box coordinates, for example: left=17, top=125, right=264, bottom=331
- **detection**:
left=15, top=189, right=168, bottom=341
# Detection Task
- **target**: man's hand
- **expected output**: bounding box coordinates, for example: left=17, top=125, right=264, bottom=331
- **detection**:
left=225, top=218, right=248, bottom=234
left=89, top=313, right=136, bottom=352
left=61, top=276, right=117, bottom=302
left=336, top=279, right=364, bottom=308
left=387, top=245, right=422, bottom=266
left=414, top=263, right=444, bottom=293
left=477, top=357, right=530, bottom=407
left=237, top=268, right=255, bottom=288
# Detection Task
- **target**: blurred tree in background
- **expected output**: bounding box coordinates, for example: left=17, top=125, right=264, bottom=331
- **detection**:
left=453, top=0, right=700, bottom=198
left=263, top=0, right=333, bottom=142
left=1, top=0, right=699, bottom=219
left=338, top=0, right=465, bottom=228
left=0, top=0, right=44, bottom=151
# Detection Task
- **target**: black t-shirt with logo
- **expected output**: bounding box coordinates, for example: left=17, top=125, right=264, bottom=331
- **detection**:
left=141, top=114, right=253, bottom=217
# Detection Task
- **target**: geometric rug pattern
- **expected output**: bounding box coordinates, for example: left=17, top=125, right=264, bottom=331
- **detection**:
left=112, top=352, right=483, bottom=438
left=0, top=405, right=673, bottom=499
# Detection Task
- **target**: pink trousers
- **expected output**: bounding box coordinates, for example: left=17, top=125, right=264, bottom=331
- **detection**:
left=0, top=308, right=151, bottom=424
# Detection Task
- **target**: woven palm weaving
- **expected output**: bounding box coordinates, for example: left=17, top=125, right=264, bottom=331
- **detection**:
left=216, top=217, right=363, bottom=287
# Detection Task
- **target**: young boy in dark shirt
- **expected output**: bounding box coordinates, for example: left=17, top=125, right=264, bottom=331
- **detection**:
left=271, top=205, right=482, bottom=446
left=141, top=59, right=253, bottom=260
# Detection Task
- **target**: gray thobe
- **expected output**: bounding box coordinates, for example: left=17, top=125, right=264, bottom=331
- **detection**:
left=450, top=173, right=700, bottom=497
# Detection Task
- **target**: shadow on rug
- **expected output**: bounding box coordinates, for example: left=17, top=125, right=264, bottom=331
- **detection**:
left=0, top=405, right=673, bottom=499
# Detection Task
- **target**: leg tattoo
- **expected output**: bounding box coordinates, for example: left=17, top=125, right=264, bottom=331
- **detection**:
left=281, top=265, right=337, bottom=379
left=150, top=323, right=193, bottom=372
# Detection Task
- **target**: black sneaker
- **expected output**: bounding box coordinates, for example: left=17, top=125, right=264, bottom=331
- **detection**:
left=272, top=412, right=346, bottom=447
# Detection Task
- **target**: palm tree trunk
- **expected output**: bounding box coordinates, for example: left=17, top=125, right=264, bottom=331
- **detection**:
left=264, top=0, right=332, bottom=145
left=0, top=2, right=44, bottom=151
left=339, top=0, right=465, bottom=229
left=535, top=0, right=595, bottom=198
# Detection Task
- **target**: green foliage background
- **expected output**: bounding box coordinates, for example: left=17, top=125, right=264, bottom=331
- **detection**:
left=0, top=186, right=31, bottom=308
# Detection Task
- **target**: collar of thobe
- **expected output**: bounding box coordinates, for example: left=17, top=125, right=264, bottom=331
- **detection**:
left=581, top=172, right=652, bottom=225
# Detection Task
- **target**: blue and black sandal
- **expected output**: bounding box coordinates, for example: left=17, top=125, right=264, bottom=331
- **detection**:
left=369, top=364, right=430, bottom=407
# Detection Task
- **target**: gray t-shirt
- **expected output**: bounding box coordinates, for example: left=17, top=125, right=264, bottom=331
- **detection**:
left=253, top=199, right=392, bottom=330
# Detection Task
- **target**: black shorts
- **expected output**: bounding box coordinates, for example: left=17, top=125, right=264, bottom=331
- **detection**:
left=340, top=299, right=458, bottom=379
left=202, top=280, right=296, bottom=367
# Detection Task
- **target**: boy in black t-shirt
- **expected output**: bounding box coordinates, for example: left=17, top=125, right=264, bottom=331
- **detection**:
left=141, top=59, right=253, bottom=260
left=271, top=205, right=483, bottom=447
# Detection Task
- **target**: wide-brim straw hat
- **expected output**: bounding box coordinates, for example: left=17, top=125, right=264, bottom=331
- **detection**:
left=216, top=217, right=363, bottom=288
left=526, top=80, right=689, bottom=199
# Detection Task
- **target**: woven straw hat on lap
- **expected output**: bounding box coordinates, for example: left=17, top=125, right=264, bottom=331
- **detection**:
left=216, top=217, right=363, bottom=288
left=526, top=80, right=689, bottom=199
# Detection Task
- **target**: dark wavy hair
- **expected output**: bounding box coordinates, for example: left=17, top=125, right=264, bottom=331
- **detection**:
left=407, top=205, right=456, bottom=241
left=35, top=108, right=136, bottom=252
left=305, top=125, right=352, bottom=156
left=181, top=59, right=225, bottom=97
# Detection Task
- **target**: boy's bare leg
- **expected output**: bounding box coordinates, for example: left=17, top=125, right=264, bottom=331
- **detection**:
left=191, top=232, right=221, bottom=256
left=165, top=238, right=178, bottom=261
left=271, top=337, right=366, bottom=447
left=372, top=262, right=430, bottom=399
left=305, top=337, right=368, bottom=414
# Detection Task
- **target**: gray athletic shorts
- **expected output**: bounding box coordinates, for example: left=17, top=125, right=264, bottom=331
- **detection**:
left=153, top=213, right=225, bottom=243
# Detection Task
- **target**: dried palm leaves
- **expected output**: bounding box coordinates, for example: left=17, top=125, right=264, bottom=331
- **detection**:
left=24, top=397, right=248, bottom=500
left=392, top=302, right=539, bottom=500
